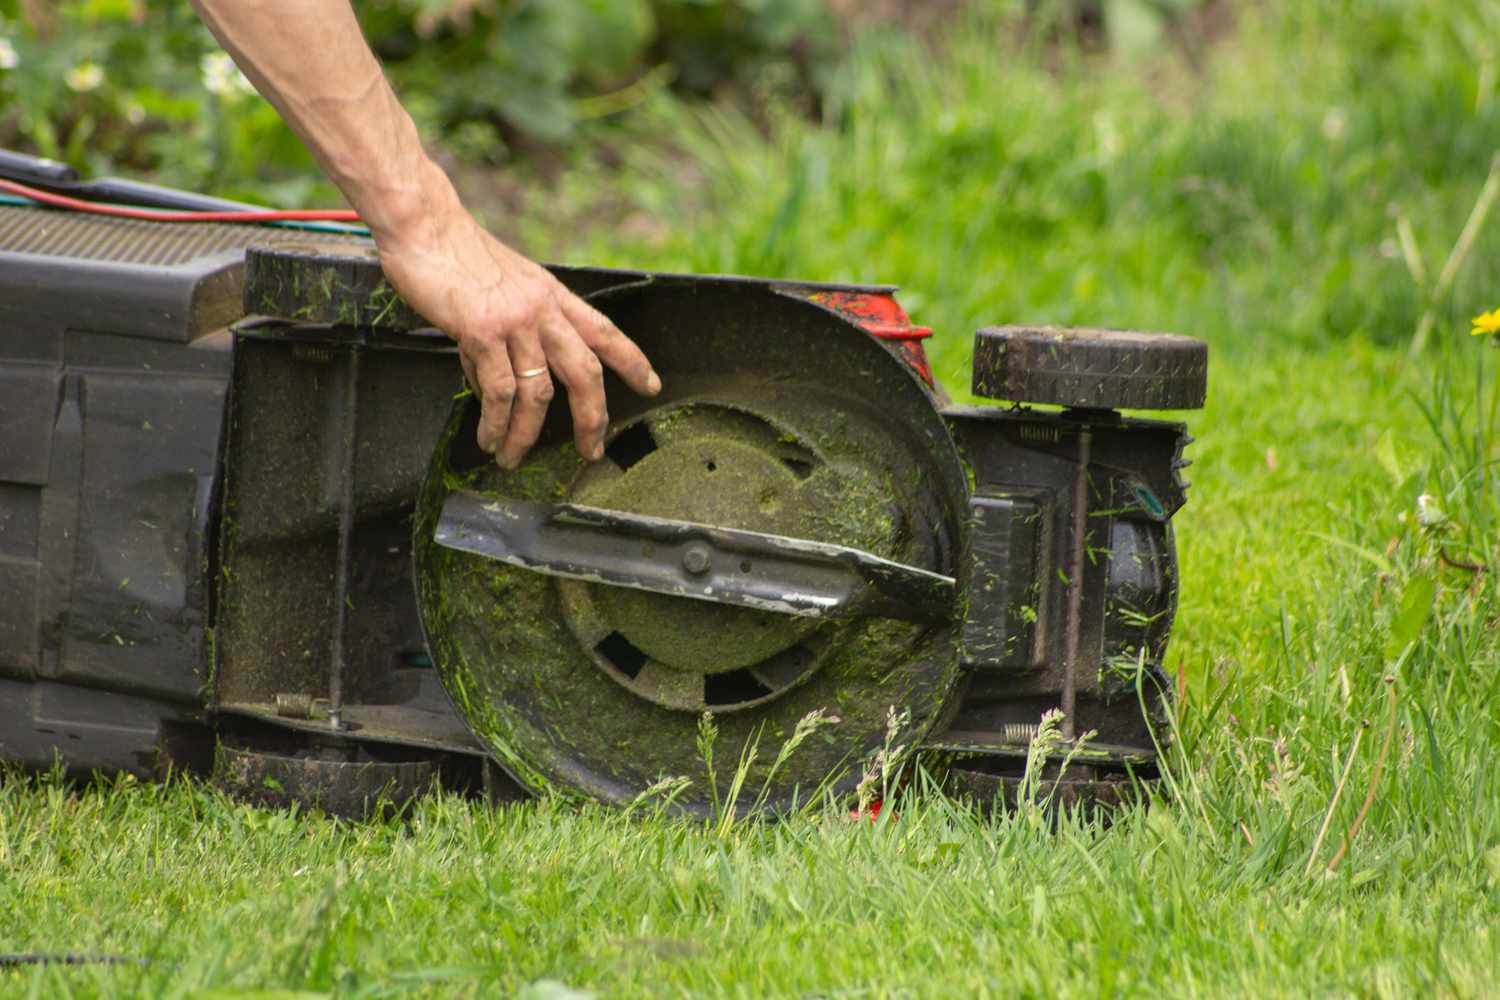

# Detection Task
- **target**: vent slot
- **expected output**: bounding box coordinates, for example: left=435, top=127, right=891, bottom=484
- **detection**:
left=705, top=668, right=774, bottom=706
left=606, top=422, right=658, bottom=471
left=597, top=631, right=648, bottom=680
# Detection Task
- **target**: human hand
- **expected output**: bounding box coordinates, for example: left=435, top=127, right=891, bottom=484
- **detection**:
left=373, top=181, right=660, bottom=469
left=189, top=1, right=658, bottom=467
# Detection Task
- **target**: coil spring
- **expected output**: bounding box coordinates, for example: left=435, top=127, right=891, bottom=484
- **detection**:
left=1017, top=422, right=1062, bottom=445
left=292, top=343, right=335, bottom=365
left=1002, top=722, right=1040, bottom=744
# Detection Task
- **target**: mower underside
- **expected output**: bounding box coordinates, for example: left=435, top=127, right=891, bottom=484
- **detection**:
left=0, top=197, right=1202, bottom=816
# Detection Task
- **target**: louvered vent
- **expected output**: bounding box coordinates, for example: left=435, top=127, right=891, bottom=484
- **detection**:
left=0, top=205, right=363, bottom=266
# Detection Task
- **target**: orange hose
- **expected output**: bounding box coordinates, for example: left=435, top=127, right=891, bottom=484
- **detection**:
left=0, top=177, right=361, bottom=224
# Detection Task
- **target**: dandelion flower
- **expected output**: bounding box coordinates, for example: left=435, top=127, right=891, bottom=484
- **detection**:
left=1471, top=308, right=1500, bottom=337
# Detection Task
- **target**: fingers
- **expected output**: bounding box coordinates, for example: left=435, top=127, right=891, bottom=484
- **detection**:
left=496, top=331, right=553, bottom=470
left=460, top=279, right=661, bottom=470
left=459, top=353, right=479, bottom=398
left=377, top=208, right=660, bottom=469
left=540, top=313, right=610, bottom=462
left=468, top=338, right=515, bottom=458
left=558, top=294, right=661, bottom=397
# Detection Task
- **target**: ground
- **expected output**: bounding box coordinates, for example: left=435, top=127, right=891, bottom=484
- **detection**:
left=3, top=2, right=1499, bottom=996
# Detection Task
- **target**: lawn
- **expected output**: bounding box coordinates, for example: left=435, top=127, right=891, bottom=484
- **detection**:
left=3, top=2, right=1499, bottom=996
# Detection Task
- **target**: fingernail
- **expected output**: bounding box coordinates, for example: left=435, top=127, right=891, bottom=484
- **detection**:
left=646, top=370, right=662, bottom=395
left=591, top=442, right=606, bottom=462
left=496, top=453, right=518, bottom=471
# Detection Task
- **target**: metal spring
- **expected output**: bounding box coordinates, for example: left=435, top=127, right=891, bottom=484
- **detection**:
left=292, top=343, right=335, bottom=365
left=1002, top=722, right=1040, bottom=744
left=1017, top=422, right=1062, bottom=444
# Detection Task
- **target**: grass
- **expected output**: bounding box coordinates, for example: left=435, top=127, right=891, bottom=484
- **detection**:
left=4, top=1, right=1500, bottom=995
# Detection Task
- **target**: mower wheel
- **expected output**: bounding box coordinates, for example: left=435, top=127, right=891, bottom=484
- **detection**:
left=971, top=326, right=1207, bottom=411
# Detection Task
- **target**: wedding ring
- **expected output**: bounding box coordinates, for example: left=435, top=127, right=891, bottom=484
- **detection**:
left=515, top=367, right=548, bottom=379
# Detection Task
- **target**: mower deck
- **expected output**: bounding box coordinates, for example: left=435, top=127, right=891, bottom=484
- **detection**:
left=0, top=194, right=1203, bottom=816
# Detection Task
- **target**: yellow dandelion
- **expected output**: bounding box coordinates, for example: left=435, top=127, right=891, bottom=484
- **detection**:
left=1472, top=308, right=1500, bottom=336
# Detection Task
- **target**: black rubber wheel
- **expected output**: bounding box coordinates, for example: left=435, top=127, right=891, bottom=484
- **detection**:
left=971, top=326, right=1208, bottom=410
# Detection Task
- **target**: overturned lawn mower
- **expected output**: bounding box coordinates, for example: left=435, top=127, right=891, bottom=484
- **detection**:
left=0, top=156, right=1206, bottom=817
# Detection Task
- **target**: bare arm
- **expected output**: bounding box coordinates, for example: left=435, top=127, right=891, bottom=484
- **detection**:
left=191, top=0, right=660, bottom=467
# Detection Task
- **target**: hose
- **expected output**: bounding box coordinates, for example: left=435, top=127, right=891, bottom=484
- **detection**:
left=0, top=176, right=360, bottom=225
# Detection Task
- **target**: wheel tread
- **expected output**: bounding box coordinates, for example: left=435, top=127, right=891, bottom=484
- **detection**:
left=972, top=325, right=1207, bottom=410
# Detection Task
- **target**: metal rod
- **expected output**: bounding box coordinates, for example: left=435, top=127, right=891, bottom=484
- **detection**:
left=1060, top=426, right=1092, bottom=740
left=327, top=346, right=361, bottom=731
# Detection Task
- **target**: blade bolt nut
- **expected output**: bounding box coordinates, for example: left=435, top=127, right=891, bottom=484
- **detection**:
left=682, top=544, right=712, bottom=575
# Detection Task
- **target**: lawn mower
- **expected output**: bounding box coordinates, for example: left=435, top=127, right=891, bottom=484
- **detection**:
left=0, top=150, right=1206, bottom=816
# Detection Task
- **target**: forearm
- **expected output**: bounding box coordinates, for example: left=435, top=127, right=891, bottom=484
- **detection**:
left=190, top=0, right=456, bottom=240
left=192, top=0, right=659, bottom=468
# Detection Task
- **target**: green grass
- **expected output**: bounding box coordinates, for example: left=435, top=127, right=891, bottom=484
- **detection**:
left=5, top=2, right=1500, bottom=996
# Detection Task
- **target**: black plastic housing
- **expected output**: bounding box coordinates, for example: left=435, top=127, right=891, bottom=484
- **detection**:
left=0, top=197, right=1194, bottom=809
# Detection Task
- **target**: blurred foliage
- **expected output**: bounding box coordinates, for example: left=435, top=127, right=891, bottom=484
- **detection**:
left=0, top=0, right=332, bottom=204
left=364, top=0, right=835, bottom=149
left=548, top=0, right=1500, bottom=359
left=0, top=0, right=1232, bottom=205
left=0, top=0, right=835, bottom=203
left=1023, top=0, right=1216, bottom=57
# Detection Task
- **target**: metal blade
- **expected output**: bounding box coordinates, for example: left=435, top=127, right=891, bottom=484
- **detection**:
left=434, top=491, right=955, bottom=623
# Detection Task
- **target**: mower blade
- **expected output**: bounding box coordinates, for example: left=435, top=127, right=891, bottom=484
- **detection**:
left=434, top=491, right=954, bottom=623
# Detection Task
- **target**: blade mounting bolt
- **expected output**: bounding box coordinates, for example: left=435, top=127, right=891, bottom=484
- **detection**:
left=682, top=544, right=712, bottom=575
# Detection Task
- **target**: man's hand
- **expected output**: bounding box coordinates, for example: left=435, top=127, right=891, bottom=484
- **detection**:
left=190, top=0, right=659, bottom=467
left=375, top=168, right=659, bottom=468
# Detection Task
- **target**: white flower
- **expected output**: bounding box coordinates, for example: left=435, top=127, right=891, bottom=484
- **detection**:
left=200, top=51, right=252, bottom=96
left=125, top=101, right=145, bottom=125
left=65, top=61, right=103, bottom=93
left=0, top=37, right=18, bottom=71
left=1415, top=493, right=1447, bottom=528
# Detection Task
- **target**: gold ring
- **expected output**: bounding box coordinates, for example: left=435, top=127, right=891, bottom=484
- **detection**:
left=515, top=367, right=548, bottom=379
